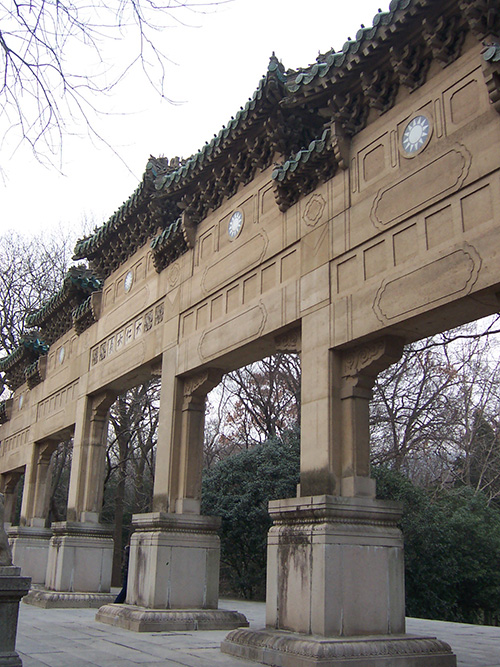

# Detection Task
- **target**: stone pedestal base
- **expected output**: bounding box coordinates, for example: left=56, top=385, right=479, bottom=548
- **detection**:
left=126, top=512, right=221, bottom=609
left=0, top=566, right=31, bottom=667
left=221, top=629, right=457, bottom=667
left=8, top=526, right=52, bottom=585
left=23, top=588, right=115, bottom=608
left=266, top=496, right=406, bottom=636
left=45, top=521, right=113, bottom=593
left=94, top=512, right=249, bottom=632
left=221, top=495, right=457, bottom=666
left=96, top=603, right=249, bottom=632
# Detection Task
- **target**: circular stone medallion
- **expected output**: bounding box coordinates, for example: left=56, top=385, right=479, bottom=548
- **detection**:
left=228, top=210, right=244, bottom=240
left=124, top=270, right=134, bottom=293
left=401, top=115, right=431, bottom=156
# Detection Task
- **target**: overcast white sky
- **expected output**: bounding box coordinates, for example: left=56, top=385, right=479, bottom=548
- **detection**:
left=1, top=0, right=384, bottom=241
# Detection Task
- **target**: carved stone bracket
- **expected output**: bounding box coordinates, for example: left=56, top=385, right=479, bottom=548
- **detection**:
left=25, top=355, right=47, bottom=389
left=73, top=291, right=102, bottom=336
left=422, top=15, right=466, bottom=67
left=341, top=337, right=404, bottom=397
left=37, top=440, right=58, bottom=465
left=328, top=91, right=369, bottom=137
left=460, top=0, right=500, bottom=39
left=328, top=121, right=350, bottom=170
left=183, top=369, right=224, bottom=402
left=389, top=43, right=432, bottom=92
left=90, top=390, right=116, bottom=420
left=360, top=69, right=399, bottom=115
left=275, top=328, right=302, bottom=354
left=181, top=211, right=196, bottom=249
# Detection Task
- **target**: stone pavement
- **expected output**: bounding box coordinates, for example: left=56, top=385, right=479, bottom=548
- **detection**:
left=16, top=598, right=500, bottom=667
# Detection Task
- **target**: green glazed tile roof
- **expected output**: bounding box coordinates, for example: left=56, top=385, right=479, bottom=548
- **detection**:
left=71, top=0, right=486, bottom=275
left=285, top=0, right=425, bottom=97
left=483, top=43, right=500, bottom=62
left=26, top=266, right=101, bottom=329
left=0, top=335, right=49, bottom=391
left=72, top=55, right=289, bottom=269
left=272, top=129, right=331, bottom=183
left=152, top=55, right=287, bottom=195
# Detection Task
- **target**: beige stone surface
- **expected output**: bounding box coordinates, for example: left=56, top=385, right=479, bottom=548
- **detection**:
left=3, top=8, right=500, bottom=664
left=8, top=526, right=51, bottom=585
left=127, top=512, right=221, bottom=610
left=265, top=496, right=405, bottom=638
left=44, top=522, right=113, bottom=593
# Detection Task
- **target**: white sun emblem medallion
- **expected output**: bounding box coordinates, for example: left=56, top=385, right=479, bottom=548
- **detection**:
left=124, top=270, right=134, bottom=293
left=228, top=210, right=244, bottom=240
left=402, top=115, right=431, bottom=156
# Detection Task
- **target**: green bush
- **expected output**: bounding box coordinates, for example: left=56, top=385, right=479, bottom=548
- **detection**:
left=201, top=429, right=299, bottom=599
left=374, top=466, right=500, bottom=625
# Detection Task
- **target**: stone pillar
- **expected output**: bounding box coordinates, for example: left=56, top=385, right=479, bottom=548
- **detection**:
left=9, top=443, right=55, bottom=585
left=0, top=493, right=31, bottom=667
left=24, top=393, right=116, bottom=608
left=336, top=337, right=404, bottom=497
left=66, top=391, right=115, bottom=524
left=0, top=473, right=21, bottom=530
left=222, top=329, right=456, bottom=666
left=96, top=350, right=248, bottom=632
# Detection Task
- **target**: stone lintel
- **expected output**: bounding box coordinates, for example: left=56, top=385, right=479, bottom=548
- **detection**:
left=95, top=603, right=249, bottom=632
left=221, top=629, right=457, bottom=667
left=131, top=511, right=221, bottom=534
left=23, top=589, right=115, bottom=609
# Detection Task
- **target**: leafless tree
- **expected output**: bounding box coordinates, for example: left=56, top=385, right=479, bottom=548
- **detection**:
left=370, top=318, right=500, bottom=501
left=0, top=229, right=76, bottom=397
left=0, top=0, right=228, bottom=161
left=204, top=353, right=301, bottom=466
left=104, top=379, right=159, bottom=584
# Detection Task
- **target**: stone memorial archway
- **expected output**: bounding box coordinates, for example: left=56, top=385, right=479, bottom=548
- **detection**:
left=2, top=0, right=500, bottom=663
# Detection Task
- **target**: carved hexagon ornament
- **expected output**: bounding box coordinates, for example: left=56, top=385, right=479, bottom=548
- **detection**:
left=303, top=194, right=326, bottom=227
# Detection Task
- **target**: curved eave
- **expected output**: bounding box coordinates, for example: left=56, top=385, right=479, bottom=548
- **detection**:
left=152, top=64, right=287, bottom=196
left=26, top=270, right=102, bottom=329
left=283, top=0, right=472, bottom=103
left=73, top=176, right=154, bottom=261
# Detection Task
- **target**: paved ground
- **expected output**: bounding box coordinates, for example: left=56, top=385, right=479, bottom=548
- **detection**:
left=16, top=598, right=500, bottom=666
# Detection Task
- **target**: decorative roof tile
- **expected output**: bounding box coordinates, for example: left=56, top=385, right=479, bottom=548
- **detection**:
left=26, top=266, right=102, bottom=345
left=0, top=336, right=49, bottom=391
left=70, top=0, right=487, bottom=268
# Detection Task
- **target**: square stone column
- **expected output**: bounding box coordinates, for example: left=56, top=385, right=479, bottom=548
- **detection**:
left=95, top=356, right=247, bottom=632
left=8, top=526, right=52, bottom=585
left=222, top=495, right=456, bottom=666
left=265, top=496, right=405, bottom=637
left=8, top=440, right=57, bottom=586
left=95, top=512, right=248, bottom=632
left=24, top=521, right=115, bottom=608
left=24, top=392, right=117, bottom=608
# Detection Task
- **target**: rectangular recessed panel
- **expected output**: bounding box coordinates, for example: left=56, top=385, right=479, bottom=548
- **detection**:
left=364, top=242, right=386, bottom=280
left=393, top=224, right=418, bottom=263
left=261, top=264, right=276, bottom=292
left=425, top=207, right=453, bottom=249
left=461, top=185, right=493, bottom=231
